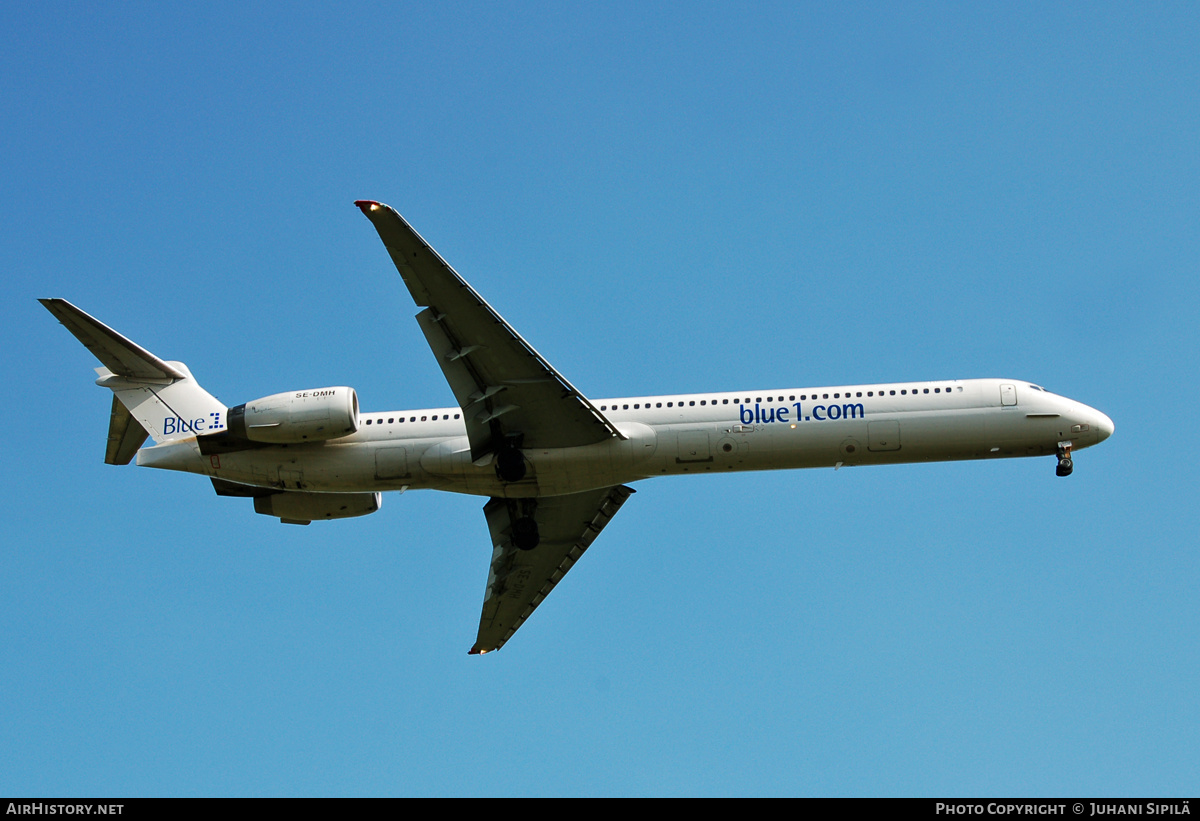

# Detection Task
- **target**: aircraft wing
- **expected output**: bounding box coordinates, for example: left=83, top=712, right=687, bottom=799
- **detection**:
left=472, top=485, right=635, bottom=654
left=355, top=201, right=623, bottom=458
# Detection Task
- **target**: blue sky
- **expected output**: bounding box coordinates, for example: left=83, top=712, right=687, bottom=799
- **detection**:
left=3, top=2, right=1197, bottom=796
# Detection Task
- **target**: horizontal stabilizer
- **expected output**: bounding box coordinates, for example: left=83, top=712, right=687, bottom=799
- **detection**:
left=40, top=299, right=184, bottom=381
left=43, top=298, right=227, bottom=447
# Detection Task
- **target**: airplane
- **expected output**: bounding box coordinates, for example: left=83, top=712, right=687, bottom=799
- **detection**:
left=42, top=200, right=1115, bottom=654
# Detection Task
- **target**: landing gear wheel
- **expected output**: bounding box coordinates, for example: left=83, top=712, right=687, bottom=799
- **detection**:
left=511, top=516, right=540, bottom=550
left=1055, top=443, right=1073, bottom=477
left=496, top=447, right=527, bottom=483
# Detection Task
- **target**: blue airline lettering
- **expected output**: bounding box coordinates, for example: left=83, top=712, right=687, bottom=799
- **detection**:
left=163, top=416, right=213, bottom=435
left=739, top=402, right=863, bottom=425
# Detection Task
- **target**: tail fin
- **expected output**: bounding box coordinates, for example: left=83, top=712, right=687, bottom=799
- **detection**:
left=41, top=299, right=227, bottom=458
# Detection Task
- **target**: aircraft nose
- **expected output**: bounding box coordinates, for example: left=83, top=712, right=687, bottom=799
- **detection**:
left=1094, top=411, right=1115, bottom=443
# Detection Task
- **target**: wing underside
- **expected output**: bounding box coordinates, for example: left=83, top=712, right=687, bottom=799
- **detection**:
left=356, top=201, right=635, bottom=653
left=473, top=485, right=635, bottom=654
left=355, top=201, right=622, bottom=458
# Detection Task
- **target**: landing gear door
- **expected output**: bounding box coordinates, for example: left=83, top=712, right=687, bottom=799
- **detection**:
left=1000, top=384, right=1017, bottom=406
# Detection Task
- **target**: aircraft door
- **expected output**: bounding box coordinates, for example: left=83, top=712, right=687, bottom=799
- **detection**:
left=375, top=447, right=409, bottom=479
left=1000, top=384, right=1017, bottom=406
left=867, top=421, right=901, bottom=452
left=675, top=430, right=713, bottom=464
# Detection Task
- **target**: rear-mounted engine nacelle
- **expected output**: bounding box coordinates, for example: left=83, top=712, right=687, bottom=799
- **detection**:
left=228, top=387, right=359, bottom=444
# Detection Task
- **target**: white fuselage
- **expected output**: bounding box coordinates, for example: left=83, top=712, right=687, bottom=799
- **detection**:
left=138, top=377, right=1114, bottom=499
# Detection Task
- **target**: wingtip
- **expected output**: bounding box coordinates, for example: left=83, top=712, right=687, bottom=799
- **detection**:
left=354, top=200, right=383, bottom=213
left=39, top=297, right=71, bottom=318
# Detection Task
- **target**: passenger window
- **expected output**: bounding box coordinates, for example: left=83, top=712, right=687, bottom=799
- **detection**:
left=366, top=419, right=372, bottom=425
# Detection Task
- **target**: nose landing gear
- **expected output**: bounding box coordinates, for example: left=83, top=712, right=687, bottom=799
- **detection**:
left=1056, top=442, right=1073, bottom=477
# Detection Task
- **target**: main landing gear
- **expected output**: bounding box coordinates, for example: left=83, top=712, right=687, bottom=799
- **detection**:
left=505, top=499, right=540, bottom=551
left=496, top=446, right=527, bottom=483
left=495, top=433, right=528, bottom=483
left=511, top=515, right=540, bottom=551
left=1056, top=442, right=1073, bottom=477
left=492, top=435, right=539, bottom=549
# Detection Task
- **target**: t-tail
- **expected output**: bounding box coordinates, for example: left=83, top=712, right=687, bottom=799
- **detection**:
left=40, top=299, right=227, bottom=464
